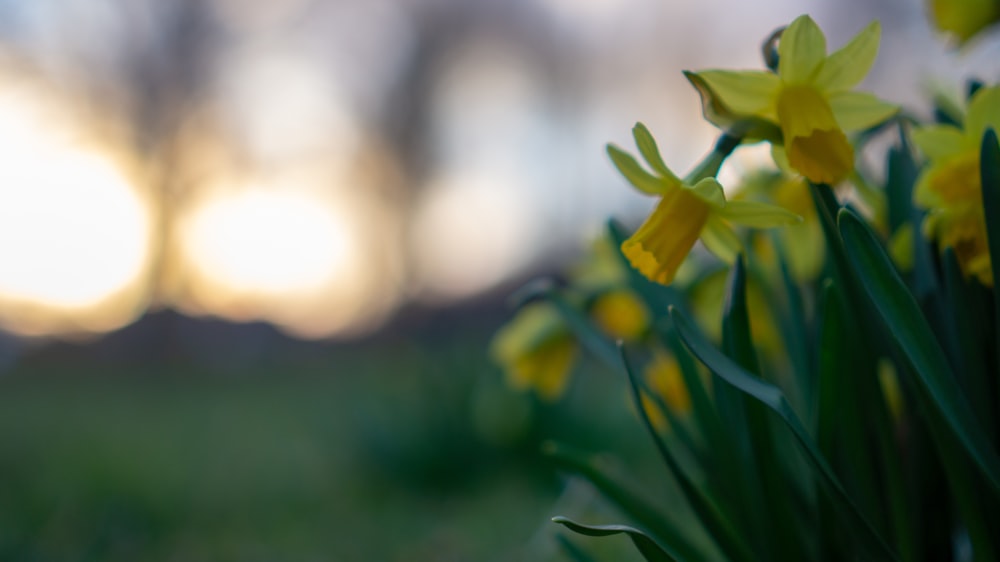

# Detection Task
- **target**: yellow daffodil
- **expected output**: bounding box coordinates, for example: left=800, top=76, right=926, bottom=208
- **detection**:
left=689, top=15, right=898, bottom=185
left=640, top=350, right=692, bottom=431
left=928, top=0, right=1000, bottom=44
left=570, top=233, right=651, bottom=340
left=491, top=302, right=577, bottom=400
left=912, top=85, right=1000, bottom=286
left=609, top=123, right=801, bottom=286
left=589, top=289, right=649, bottom=341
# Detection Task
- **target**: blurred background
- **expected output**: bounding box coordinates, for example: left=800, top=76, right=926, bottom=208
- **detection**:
left=0, top=0, right=996, bottom=560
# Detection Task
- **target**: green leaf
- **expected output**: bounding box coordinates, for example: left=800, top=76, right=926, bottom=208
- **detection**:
left=815, top=281, right=844, bottom=459
left=819, top=282, right=915, bottom=560
left=722, top=256, right=810, bottom=560
left=769, top=237, right=813, bottom=414
left=980, top=128, right=1000, bottom=389
left=552, top=518, right=675, bottom=562
left=904, top=364, right=1000, bottom=560
left=940, top=248, right=993, bottom=432
left=620, top=344, right=756, bottom=562
left=671, top=307, right=900, bottom=561
left=556, top=535, right=600, bottom=562
left=543, top=444, right=704, bottom=561
left=885, top=124, right=918, bottom=236
left=837, top=208, right=1000, bottom=497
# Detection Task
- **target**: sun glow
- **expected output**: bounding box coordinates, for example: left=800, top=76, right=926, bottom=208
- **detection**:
left=0, top=86, right=152, bottom=335
left=174, top=178, right=398, bottom=339
left=181, top=189, right=350, bottom=295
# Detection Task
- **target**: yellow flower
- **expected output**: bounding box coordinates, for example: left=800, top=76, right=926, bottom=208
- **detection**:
left=928, top=0, right=1000, bottom=44
left=912, top=85, right=1000, bottom=286
left=590, top=289, right=649, bottom=341
left=609, top=123, right=802, bottom=286
left=689, top=15, right=898, bottom=185
left=640, top=350, right=692, bottom=431
left=491, top=303, right=577, bottom=400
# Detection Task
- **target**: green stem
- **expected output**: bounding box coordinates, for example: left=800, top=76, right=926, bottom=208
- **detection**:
left=683, top=132, right=741, bottom=184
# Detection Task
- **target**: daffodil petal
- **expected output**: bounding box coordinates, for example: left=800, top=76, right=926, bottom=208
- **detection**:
left=692, top=70, right=780, bottom=116
left=778, top=15, right=827, bottom=83
left=689, top=177, right=727, bottom=208
left=718, top=200, right=803, bottom=227
left=770, top=145, right=793, bottom=173
left=632, top=122, right=681, bottom=182
left=912, top=124, right=968, bottom=160
left=814, top=21, right=881, bottom=92
left=827, top=90, right=899, bottom=132
left=700, top=216, right=742, bottom=264
left=607, top=144, right=677, bottom=195
left=913, top=171, right=939, bottom=209
left=964, top=85, right=1000, bottom=143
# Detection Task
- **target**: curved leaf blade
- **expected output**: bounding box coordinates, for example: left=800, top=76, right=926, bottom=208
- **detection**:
left=620, top=344, right=756, bottom=562
left=670, top=307, right=899, bottom=561
left=553, top=517, right=675, bottom=562
left=543, top=443, right=704, bottom=561
left=837, top=208, right=1000, bottom=496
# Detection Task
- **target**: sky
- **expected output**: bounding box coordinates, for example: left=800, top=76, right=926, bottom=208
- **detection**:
left=0, top=0, right=992, bottom=340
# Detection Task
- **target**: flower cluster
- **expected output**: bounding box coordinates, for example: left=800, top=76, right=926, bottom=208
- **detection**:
left=492, top=9, right=1000, bottom=562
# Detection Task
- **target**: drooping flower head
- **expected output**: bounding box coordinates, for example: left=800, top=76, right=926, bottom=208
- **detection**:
left=609, top=123, right=801, bottom=286
left=927, top=0, right=1000, bottom=45
left=491, top=302, right=577, bottom=400
left=913, top=85, right=1000, bottom=286
left=688, top=15, right=898, bottom=185
left=570, top=234, right=651, bottom=341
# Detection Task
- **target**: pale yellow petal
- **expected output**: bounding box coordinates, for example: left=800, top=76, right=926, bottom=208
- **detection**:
left=718, top=200, right=803, bottom=227
left=770, top=145, right=794, bottom=173
left=699, top=215, right=742, bottom=264
left=827, top=90, right=898, bottom=132
left=778, top=15, right=827, bottom=84
left=688, top=177, right=727, bottom=208
left=814, top=21, right=881, bottom=92
left=692, top=70, right=780, bottom=116
left=607, top=144, right=677, bottom=195
left=632, top=122, right=681, bottom=182
left=963, top=85, right=1000, bottom=143
left=911, top=124, right=968, bottom=160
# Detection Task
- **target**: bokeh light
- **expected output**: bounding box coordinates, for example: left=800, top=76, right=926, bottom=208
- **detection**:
left=180, top=189, right=350, bottom=296
left=413, top=174, right=539, bottom=300
left=173, top=166, right=403, bottom=339
left=0, top=82, right=152, bottom=335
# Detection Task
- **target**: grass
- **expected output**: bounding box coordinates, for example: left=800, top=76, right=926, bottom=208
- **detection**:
left=0, top=337, right=643, bottom=561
